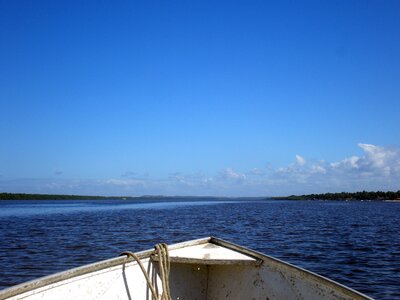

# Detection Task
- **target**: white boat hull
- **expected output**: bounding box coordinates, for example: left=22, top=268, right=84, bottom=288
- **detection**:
left=0, top=237, right=373, bottom=300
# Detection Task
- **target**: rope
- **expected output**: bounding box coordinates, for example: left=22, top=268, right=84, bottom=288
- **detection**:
left=121, top=250, right=158, bottom=300
left=154, top=243, right=171, bottom=300
left=121, top=243, right=171, bottom=300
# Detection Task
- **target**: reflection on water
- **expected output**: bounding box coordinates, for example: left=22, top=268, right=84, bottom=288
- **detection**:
left=0, top=199, right=399, bottom=299
left=0, top=199, right=235, bottom=217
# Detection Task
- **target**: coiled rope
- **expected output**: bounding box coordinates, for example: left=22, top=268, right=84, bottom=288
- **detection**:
left=121, top=243, right=171, bottom=300
left=154, top=243, right=171, bottom=300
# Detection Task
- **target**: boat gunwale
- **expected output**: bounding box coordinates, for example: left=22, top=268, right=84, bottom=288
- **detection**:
left=0, top=236, right=374, bottom=300
left=210, top=237, right=374, bottom=300
left=0, top=237, right=212, bottom=300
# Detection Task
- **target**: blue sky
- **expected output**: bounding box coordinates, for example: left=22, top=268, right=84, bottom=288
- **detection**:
left=1, top=0, right=399, bottom=196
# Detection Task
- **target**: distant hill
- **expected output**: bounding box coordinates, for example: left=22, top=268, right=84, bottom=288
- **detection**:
left=271, top=190, right=400, bottom=201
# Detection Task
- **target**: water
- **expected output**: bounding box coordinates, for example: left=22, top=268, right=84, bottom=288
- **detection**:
left=0, top=199, right=399, bottom=299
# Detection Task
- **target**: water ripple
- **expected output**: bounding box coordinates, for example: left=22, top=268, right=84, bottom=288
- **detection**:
left=0, top=199, right=399, bottom=299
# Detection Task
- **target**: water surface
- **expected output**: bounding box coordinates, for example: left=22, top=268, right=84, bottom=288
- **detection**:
left=0, top=199, right=399, bottom=299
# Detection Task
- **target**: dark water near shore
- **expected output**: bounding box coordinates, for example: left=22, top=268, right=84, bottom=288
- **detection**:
left=0, top=199, right=399, bottom=299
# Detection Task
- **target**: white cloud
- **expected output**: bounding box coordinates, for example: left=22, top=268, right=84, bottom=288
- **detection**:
left=249, top=168, right=264, bottom=176
left=1, top=144, right=399, bottom=197
left=295, top=155, right=306, bottom=166
left=219, top=168, right=246, bottom=181
left=105, top=179, right=145, bottom=187
left=359, top=143, right=389, bottom=168
left=330, top=156, right=360, bottom=170
left=330, top=143, right=400, bottom=177
left=273, top=143, right=400, bottom=194
left=310, top=165, right=326, bottom=174
left=168, top=172, right=185, bottom=182
left=276, top=155, right=307, bottom=175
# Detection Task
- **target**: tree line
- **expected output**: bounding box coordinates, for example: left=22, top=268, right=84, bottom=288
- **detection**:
left=272, top=190, right=400, bottom=201
left=1, top=191, right=400, bottom=201
left=0, top=193, right=114, bottom=200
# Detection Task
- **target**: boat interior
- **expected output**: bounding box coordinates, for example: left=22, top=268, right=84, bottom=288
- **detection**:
left=0, top=237, right=371, bottom=300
